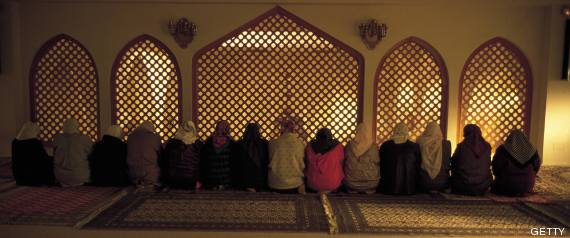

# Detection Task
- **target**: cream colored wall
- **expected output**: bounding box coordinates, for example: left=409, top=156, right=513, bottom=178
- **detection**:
left=1, top=0, right=567, bottom=165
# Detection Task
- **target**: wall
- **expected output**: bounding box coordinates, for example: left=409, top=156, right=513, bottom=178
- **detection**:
left=0, top=0, right=567, bottom=165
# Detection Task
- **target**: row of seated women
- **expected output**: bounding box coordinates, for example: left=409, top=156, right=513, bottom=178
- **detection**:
left=11, top=118, right=541, bottom=197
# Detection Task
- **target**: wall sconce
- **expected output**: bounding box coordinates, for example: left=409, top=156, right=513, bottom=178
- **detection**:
left=359, top=19, right=387, bottom=50
left=168, top=18, right=197, bottom=49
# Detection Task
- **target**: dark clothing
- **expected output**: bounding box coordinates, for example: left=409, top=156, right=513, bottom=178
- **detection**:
left=200, top=138, right=235, bottom=189
left=418, top=140, right=452, bottom=192
left=450, top=142, right=492, bottom=196
left=163, top=139, right=203, bottom=189
left=491, top=146, right=541, bottom=196
left=11, top=139, right=55, bottom=186
left=234, top=138, right=269, bottom=191
left=127, top=129, right=162, bottom=186
left=378, top=140, right=421, bottom=195
left=89, top=135, right=129, bottom=186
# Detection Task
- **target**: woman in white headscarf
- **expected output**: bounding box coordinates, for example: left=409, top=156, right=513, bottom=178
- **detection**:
left=163, top=121, right=203, bottom=189
left=89, top=125, right=129, bottom=186
left=12, top=122, right=55, bottom=186
left=491, top=129, right=541, bottom=196
left=378, top=122, right=421, bottom=195
left=416, top=122, right=452, bottom=192
left=53, top=118, right=93, bottom=187
left=343, top=123, right=379, bottom=193
left=127, top=121, right=162, bottom=188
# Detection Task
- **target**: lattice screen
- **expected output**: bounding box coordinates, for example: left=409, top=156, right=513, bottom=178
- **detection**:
left=459, top=37, right=532, bottom=150
left=374, top=37, right=448, bottom=144
left=30, top=34, right=100, bottom=141
left=193, top=7, right=363, bottom=143
left=112, top=35, right=182, bottom=142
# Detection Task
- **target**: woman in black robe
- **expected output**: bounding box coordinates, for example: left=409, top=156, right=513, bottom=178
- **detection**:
left=163, top=121, right=203, bottom=189
left=417, top=122, right=452, bottom=192
left=233, top=123, right=269, bottom=192
left=11, top=122, right=55, bottom=186
left=200, top=120, right=237, bottom=190
left=378, top=123, right=421, bottom=195
left=89, top=125, right=129, bottom=186
left=450, top=124, right=492, bottom=196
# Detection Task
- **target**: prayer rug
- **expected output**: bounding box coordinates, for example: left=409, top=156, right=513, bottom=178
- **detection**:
left=329, top=195, right=559, bottom=236
left=0, top=186, right=128, bottom=226
left=84, top=191, right=329, bottom=232
left=523, top=200, right=570, bottom=227
left=535, top=166, right=570, bottom=199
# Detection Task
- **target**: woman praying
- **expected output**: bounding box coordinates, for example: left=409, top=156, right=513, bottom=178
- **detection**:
left=53, top=118, right=92, bottom=187
left=200, top=120, right=236, bottom=190
left=268, top=120, right=306, bottom=194
left=234, top=123, right=269, bottom=192
left=127, top=121, right=162, bottom=188
left=305, top=128, right=345, bottom=193
left=163, top=121, right=203, bottom=189
left=417, top=122, right=452, bottom=192
left=343, top=123, right=380, bottom=194
left=11, top=122, right=55, bottom=186
left=89, top=125, right=129, bottom=186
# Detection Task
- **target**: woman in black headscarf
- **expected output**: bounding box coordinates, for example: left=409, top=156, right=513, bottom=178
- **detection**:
left=234, top=123, right=269, bottom=192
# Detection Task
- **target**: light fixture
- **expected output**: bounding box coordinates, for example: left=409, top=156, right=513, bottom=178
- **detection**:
left=168, top=18, right=197, bottom=49
left=359, top=19, right=387, bottom=50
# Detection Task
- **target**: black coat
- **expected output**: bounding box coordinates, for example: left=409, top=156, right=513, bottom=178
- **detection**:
left=11, top=138, right=55, bottom=186
left=378, top=140, right=421, bottom=195
left=89, top=135, right=129, bottom=186
left=163, top=138, right=203, bottom=189
left=233, top=138, right=269, bottom=190
left=450, top=142, right=492, bottom=196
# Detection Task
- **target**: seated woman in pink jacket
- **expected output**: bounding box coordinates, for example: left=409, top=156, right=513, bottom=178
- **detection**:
left=305, top=128, right=345, bottom=193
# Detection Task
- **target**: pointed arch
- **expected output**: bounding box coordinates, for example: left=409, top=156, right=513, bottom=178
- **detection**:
left=30, top=34, right=100, bottom=141
left=111, top=34, right=182, bottom=142
left=458, top=37, right=533, bottom=150
left=193, top=6, right=364, bottom=143
left=374, top=36, right=449, bottom=144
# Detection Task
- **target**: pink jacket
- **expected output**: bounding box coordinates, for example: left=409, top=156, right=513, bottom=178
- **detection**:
left=306, top=144, right=345, bottom=192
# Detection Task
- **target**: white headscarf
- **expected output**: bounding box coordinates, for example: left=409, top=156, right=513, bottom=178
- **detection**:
left=350, top=123, right=373, bottom=157
left=390, top=122, right=409, bottom=144
left=417, top=122, right=443, bottom=179
left=174, top=121, right=198, bottom=144
left=63, top=118, right=80, bottom=134
left=16, top=122, right=40, bottom=140
left=104, top=125, right=123, bottom=139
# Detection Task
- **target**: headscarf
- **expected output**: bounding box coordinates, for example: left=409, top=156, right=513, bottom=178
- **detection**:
left=138, top=121, right=155, bottom=133
left=174, top=121, right=198, bottom=144
left=213, top=120, right=231, bottom=149
left=390, top=122, right=409, bottom=144
left=462, top=124, right=487, bottom=157
left=240, top=123, right=265, bottom=167
left=63, top=118, right=80, bottom=134
left=502, top=129, right=537, bottom=165
left=281, top=119, right=296, bottom=134
left=349, top=123, right=373, bottom=157
left=104, top=125, right=123, bottom=139
left=311, top=128, right=340, bottom=154
left=16, top=122, right=40, bottom=140
left=417, top=122, right=443, bottom=179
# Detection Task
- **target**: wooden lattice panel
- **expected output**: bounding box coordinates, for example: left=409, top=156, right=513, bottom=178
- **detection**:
left=30, top=34, right=100, bottom=141
left=193, top=7, right=363, bottom=143
left=112, top=35, right=182, bottom=142
left=459, top=37, right=532, bottom=150
left=374, top=37, right=448, bottom=144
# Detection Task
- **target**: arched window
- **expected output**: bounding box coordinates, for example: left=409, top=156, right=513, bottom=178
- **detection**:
left=111, top=35, right=182, bottom=142
left=30, top=34, right=100, bottom=141
left=459, top=37, right=532, bottom=150
left=374, top=37, right=449, bottom=144
left=193, top=6, right=364, bottom=143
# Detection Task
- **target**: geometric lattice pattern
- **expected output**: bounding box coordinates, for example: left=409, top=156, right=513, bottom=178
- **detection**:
left=30, top=34, right=99, bottom=141
left=193, top=7, right=363, bottom=143
left=459, top=37, right=532, bottom=150
left=112, top=35, right=182, bottom=142
left=374, top=37, right=448, bottom=144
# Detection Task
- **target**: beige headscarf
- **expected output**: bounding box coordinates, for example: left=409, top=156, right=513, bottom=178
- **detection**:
left=16, top=122, right=40, bottom=140
left=417, top=122, right=443, bottom=179
left=138, top=121, right=155, bottom=133
left=174, top=121, right=198, bottom=144
left=350, top=123, right=373, bottom=157
left=63, top=118, right=80, bottom=134
left=104, top=125, right=123, bottom=139
left=390, top=122, right=409, bottom=144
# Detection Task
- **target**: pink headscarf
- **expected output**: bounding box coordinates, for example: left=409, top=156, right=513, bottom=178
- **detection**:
left=462, top=124, right=488, bottom=158
left=213, top=121, right=231, bottom=149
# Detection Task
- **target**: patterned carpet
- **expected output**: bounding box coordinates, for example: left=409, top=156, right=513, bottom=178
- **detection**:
left=0, top=186, right=127, bottom=226
left=534, top=166, right=570, bottom=200
left=523, top=200, right=570, bottom=227
left=328, top=195, right=560, bottom=236
left=85, top=191, right=329, bottom=232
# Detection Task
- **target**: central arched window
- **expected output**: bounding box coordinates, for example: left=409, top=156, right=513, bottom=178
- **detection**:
left=193, top=6, right=364, bottom=143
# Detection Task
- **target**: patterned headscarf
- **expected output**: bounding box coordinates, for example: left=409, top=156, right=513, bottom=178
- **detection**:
left=16, top=122, right=40, bottom=140
left=417, top=122, right=443, bottom=179
left=390, top=122, right=409, bottom=144
left=104, top=125, right=123, bottom=139
left=174, top=121, right=198, bottom=144
left=502, top=129, right=537, bottom=165
left=63, top=118, right=80, bottom=134
left=311, top=128, right=340, bottom=154
left=213, top=120, right=231, bottom=148
left=349, top=123, right=373, bottom=157
left=462, top=124, right=487, bottom=158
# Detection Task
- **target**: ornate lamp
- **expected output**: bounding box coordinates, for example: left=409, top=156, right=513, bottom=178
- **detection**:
left=359, top=19, right=387, bottom=50
left=168, top=18, right=197, bottom=49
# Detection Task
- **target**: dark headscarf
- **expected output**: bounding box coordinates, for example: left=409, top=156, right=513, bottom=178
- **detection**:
left=281, top=119, right=296, bottom=134
left=462, top=124, right=488, bottom=158
left=502, top=129, right=537, bottom=165
left=213, top=120, right=231, bottom=149
left=239, top=123, right=265, bottom=167
left=311, top=128, right=340, bottom=154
